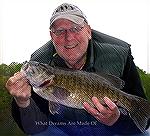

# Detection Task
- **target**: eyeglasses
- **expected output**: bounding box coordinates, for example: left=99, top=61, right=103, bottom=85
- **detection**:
left=51, top=26, right=84, bottom=36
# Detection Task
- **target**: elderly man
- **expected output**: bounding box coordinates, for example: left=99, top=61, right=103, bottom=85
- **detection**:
left=6, top=3, right=149, bottom=136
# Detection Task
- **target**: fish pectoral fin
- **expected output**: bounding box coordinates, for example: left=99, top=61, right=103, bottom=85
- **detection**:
left=49, top=101, right=60, bottom=115
left=52, top=86, right=70, bottom=100
left=118, top=107, right=128, bottom=115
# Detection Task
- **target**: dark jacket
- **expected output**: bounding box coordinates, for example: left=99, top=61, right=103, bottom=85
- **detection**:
left=11, top=30, right=148, bottom=136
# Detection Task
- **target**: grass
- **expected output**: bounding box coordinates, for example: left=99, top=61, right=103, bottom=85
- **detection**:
left=0, top=75, right=26, bottom=136
left=0, top=106, right=26, bottom=136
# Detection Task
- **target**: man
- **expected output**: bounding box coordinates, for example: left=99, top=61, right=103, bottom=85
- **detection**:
left=5, top=3, right=149, bottom=136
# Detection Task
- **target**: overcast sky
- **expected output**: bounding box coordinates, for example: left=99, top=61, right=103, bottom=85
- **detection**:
left=0, top=0, right=150, bottom=73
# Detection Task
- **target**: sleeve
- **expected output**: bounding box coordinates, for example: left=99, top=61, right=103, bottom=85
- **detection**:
left=121, top=49, right=147, bottom=99
left=11, top=91, right=50, bottom=135
left=110, top=48, right=149, bottom=135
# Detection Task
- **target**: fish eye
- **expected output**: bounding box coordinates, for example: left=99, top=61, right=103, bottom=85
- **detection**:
left=34, top=62, right=39, bottom=66
left=29, top=69, right=35, bottom=75
left=40, top=63, right=48, bottom=69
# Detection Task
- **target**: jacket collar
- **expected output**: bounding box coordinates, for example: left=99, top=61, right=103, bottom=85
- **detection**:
left=82, top=39, right=95, bottom=71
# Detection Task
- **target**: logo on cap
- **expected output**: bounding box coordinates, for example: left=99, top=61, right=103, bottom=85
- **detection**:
left=50, top=3, right=88, bottom=28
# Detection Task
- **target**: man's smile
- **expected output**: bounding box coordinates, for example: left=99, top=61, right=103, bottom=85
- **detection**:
left=64, top=44, right=78, bottom=49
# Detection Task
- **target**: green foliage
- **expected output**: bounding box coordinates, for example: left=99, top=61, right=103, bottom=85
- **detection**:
left=0, top=64, right=11, bottom=76
left=0, top=76, right=11, bottom=111
left=0, top=62, right=22, bottom=77
left=137, top=67, right=150, bottom=101
left=0, top=62, right=22, bottom=111
left=9, top=62, right=23, bottom=76
left=0, top=62, right=25, bottom=135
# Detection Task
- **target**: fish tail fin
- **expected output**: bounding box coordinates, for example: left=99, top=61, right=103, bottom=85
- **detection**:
left=129, top=96, right=150, bottom=132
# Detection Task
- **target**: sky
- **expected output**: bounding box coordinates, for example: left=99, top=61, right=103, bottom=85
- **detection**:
left=0, top=0, right=150, bottom=73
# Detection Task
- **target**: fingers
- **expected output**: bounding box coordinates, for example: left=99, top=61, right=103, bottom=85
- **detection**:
left=83, top=96, right=120, bottom=126
left=103, top=97, right=118, bottom=111
left=5, top=71, right=31, bottom=108
left=92, top=96, right=110, bottom=115
left=6, top=71, right=26, bottom=87
left=14, top=83, right=31, bottom=98
left=5, top=71, right=31, bottom=98
left=83, top=102, right=100, bottom=117
left=92, top=96, right=118, bottom=112
left=14, top=71, right=20, bottom=76
left=83, top=97, right=109, bottom=116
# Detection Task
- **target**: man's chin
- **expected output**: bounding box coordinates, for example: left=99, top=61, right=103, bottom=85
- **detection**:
left=65, top=58, right=78, bottom=63
left=63, top=57, right=79, bottom=64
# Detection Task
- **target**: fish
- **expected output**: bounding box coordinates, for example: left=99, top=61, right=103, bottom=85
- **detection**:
left=21, top=61, right=150, bottom=133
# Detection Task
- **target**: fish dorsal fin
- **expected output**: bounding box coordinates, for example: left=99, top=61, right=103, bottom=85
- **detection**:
left=95, top=72, right=125, bottom=89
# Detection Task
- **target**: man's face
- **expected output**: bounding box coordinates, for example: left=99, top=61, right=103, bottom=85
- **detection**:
left=50, top=19, right=91, bottom=64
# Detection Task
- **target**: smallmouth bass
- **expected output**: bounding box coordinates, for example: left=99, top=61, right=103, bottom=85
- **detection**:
left=21, top=61, right=150, bottom=133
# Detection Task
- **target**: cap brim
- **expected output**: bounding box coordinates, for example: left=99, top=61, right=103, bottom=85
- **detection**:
left=50, top=14, right=84, bottom=27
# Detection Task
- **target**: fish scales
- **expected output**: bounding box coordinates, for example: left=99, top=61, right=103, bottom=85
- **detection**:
left=53, top=71, right=93, bottom=106
left=52, top=67, right=135, bottom=110
left=22, top=61, right=150, bottom=133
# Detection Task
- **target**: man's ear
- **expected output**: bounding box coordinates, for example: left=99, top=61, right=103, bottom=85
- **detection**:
left=50, top=31, right=53, bottom=38
left=50, top=31, right=55, bottom=41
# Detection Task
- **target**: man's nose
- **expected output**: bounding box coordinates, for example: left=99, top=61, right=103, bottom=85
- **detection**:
left=65, top=30, right=74, bottom=41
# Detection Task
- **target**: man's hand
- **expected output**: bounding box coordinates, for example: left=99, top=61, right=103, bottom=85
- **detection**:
left=5, top=71, right=31, bottom=108
left=83, top=96, right=120, bottom=126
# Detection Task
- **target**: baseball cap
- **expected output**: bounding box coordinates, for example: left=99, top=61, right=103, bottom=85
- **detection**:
left=50, top=3, right=88, bottom=28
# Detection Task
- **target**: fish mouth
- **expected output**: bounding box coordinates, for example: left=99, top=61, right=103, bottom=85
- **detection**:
left=39, top=80, right=52, bottom=88
left=31, top=75, right=55, bottom=88
left=30, top=80, right=52, bottom=88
